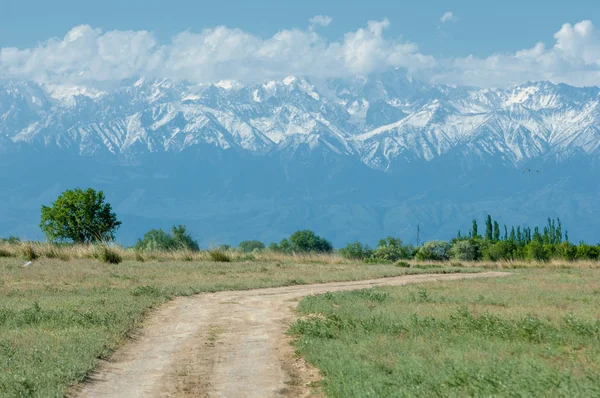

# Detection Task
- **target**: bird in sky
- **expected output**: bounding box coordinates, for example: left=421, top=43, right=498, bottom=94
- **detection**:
left=522, top=168, right=541, bottom=174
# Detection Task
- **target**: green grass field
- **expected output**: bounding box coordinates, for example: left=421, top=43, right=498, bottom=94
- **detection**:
left=290, top=267, right=600, bottom=397
left=0, top=257, right=476, bottom=397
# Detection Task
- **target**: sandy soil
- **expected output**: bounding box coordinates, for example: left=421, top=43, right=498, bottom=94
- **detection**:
left=73, top=271, right=507, bottom=398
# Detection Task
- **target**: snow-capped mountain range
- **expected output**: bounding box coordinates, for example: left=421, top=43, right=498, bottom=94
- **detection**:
left=3, top=70, right=600, bottom=169
left=1, top=70, right=600, bottom=246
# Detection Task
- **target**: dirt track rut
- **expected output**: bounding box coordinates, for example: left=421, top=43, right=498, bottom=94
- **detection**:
left=74, top=271, right=507, bottom=398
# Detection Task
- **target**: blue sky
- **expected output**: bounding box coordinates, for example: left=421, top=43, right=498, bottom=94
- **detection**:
left=2, top=0, right=600, bottom=87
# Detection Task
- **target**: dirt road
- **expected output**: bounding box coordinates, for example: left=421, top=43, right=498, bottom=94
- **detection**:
left=74, top=271, right=507, bottom=398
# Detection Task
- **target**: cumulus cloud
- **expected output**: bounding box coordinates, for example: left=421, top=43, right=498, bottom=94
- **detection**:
left=2, top=19, right=600, bottom=88
left=440, top=12, right=457, bottom=23
left=0, top=19, right=434, bottom=85
left=309, top=15, right=333, bottom=28
left=432, top=20, right=600, bottom=87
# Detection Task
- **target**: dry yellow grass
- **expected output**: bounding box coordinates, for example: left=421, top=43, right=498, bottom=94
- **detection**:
left=2, top=241, right=600, bottom=268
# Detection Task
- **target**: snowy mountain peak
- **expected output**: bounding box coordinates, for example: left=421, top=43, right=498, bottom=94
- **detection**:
left=1, top=72, right=600, bottom=169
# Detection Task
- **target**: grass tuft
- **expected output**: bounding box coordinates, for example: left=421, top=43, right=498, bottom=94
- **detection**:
left=20, top=244, right=38, bottom=261
left=98, top=246, right=123, bottom=264
left=209, top=250, right=231, bottom=262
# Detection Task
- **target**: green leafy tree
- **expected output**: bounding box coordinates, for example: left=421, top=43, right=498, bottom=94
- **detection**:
left=450, top=240, right=478, bottom=261
left=238, top=240, right=265, bottom=253
left=493, top=221, right=500, bottom=242
left=471, top=219, right=479, bottom=239
left=373, top=237, right=408, bottom=262
left=485, top=215, right=493, bottom=241
left=339, top=241, right=374, bottom=260
left=289, top=230, right=333, bottom=253
left=415, top=240, right=451, bottom=261
left=279, top=238, right=291, bottom=253
left=171, top=225, right=200, bottom=251
left=40, top=188, right=121, bottom=243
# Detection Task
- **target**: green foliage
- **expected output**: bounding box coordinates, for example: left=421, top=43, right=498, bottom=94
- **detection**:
left=339, top=242, right=374, bottom=260
left=171, top=225, right=200, bottom=251
left=0, top=236, right=21, bottom=245
left=483, top=241, right=517, bottom=261
left=450, top=240, right=478, bottom=261
left=372, top=237, right=413, bottom=262
left=416, top=241, right=451, bottom=261
left=40, top=188, right=121, bottom=244
left=288, top=230, right=333, bottom=253
left=238, top=240, right=265, bottom=253
left=525, top=241, right=549, bottom=261
left=485, top=215, right=493, bottom=241
left=279, top=238, right=291, bottom=253
left=575, top=243, right=599, bottom=260
left=135, top=225, right=199, bottom=251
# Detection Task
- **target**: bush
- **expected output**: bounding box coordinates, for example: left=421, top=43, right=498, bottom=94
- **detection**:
left=450, top=240, right=479, bottom=261
left=525, top=241, right=549, bottom=261
left=339, top=242, right=373, bottom=260
left=238, top=240, right=265, bottom=253
left=372, top=237, right=411, bottom=262
left=98, top=246, right=122, bottom=264
left=559, top=242, right=577, bottom=261
left=575, top=243, right=599, bottom=260
left=289, top=230, right=333, bottom=253
left=483, top=241, right=516, bottom=261
left=135, top=225, right=199, bottom=251
left=415, top=241, right=451, bottom=261
left=209, top=250, right=231, bottom=262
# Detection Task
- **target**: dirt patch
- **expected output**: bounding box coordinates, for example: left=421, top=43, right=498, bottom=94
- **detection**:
left=73, top=272, right=507, bottom=398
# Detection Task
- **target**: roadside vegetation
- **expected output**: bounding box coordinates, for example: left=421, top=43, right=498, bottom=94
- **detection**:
left=291, top=267, right=600, bottom=397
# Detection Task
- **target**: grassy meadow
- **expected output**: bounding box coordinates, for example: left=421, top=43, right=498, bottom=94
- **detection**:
left=290, top=266, right=600, bottom=397
left=0, top=253, right=479, bottom=398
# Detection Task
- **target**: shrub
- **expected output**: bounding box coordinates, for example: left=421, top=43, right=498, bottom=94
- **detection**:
left=339, top=242, right=373, bottom=260
left=238, top=240, right=265, bottom=253
left=525, top=241, right=549, bottom=261
left=135, top=225, right=199, bottom=252
left=373, top=237, right=410, bottom=262
left=415, top=241, right=451, bottom=261
left=483, top=241, right=516, bottom=261
left=289, top=230, right=333, bottom=253
left=209, top=250, right=231, bottom=262
left=575, top=243, right=599, bottom=260
left=450, top=240, right=478, bottom=261
left=98, top=246, right=122, bottom=264
left=559, top=242, right=577, bottom=261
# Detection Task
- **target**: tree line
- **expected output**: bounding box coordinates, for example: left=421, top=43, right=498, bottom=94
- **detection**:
left=5, top=188, right=598, bottom=262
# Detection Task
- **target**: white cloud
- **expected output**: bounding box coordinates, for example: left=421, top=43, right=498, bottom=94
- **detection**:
left=432, top=20, right=600, bottom=87
left=309, top=15, right=333, bottom=28
left=3, top=19, right=600, bottom=88
left=440, top=12, right=457, bottom=23
left=0, top=20, right=434, bottom=85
